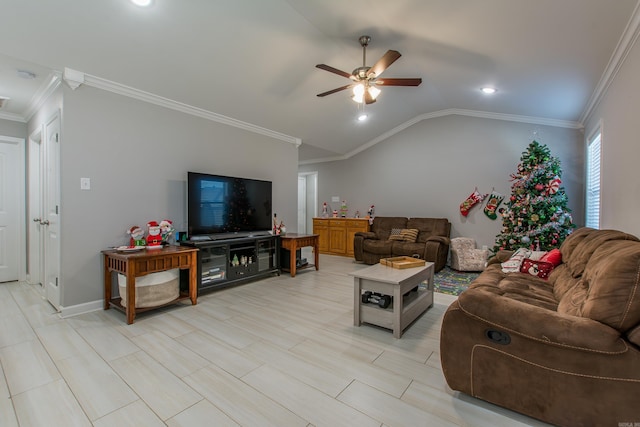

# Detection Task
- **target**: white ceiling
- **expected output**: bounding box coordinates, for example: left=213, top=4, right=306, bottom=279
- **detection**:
left=0, top=0, right=637, bottom=162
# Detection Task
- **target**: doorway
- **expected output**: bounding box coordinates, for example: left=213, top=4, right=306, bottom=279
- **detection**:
left=0, top=135, right=25, bottom=283
left=26, top=112, right=61, bottom=310
left=28, top=127, right=44, bottom=287
left=297, top=172, right=318, bottom=235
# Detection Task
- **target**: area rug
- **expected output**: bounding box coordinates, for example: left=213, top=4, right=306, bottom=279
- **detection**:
left=433, top=267, right=480, bottom=296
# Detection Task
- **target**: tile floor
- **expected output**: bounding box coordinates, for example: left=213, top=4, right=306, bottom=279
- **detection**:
left=0, top=253, right=550, bottom=426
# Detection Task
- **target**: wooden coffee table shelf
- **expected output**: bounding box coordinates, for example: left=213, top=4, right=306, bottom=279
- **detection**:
left=350, top=262, right=434, bottom=338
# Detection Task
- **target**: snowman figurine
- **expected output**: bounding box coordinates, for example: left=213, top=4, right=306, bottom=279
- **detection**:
left=146, top=221, right=163, bottom=249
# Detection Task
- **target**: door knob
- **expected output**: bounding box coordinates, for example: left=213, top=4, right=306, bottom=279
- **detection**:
left=41, top=220, right=50, bottom=225
left=33, top=218, right=42, bottom=222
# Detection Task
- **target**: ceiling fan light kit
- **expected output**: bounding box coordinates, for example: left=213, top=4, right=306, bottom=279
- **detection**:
left=316, top=35, right=422, bottom=105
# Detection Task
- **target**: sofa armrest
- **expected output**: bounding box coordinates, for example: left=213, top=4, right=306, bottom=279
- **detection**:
left=457, top=289, right=627, bottom=353
left=487, top=250, right=514, bottom=266
left=355, top=231, right=377, bottom=240
left=426, top=235, right=450, bottom=245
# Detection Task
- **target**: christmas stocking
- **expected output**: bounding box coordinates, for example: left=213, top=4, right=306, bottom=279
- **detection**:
left=484, top=190, right=504, bottom=220
left=460, top=189, right=484, bottom=217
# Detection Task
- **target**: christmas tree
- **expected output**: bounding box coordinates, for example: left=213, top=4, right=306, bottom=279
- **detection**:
left=493, top=141, right=574, bottom=252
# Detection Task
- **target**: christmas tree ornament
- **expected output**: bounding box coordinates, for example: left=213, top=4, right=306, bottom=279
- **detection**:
left=459, top=188, right=485, bottom=217
left=521, top=235, right=530, bottom=244
left=547, top=177, right=561, bottom=194
left=535, top=183, right=544, bottom=191
left=483, top=190, right=504, bottom=220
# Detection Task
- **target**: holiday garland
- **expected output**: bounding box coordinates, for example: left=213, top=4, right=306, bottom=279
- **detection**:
left=493, top=141, right=574, bottom=252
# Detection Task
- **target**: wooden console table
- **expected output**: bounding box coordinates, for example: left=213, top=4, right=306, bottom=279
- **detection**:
left=102, top=246, right=198, bottom=324
left=280, top=233, right=319, bottom=277
left=312, top=218, right=370, bottom=257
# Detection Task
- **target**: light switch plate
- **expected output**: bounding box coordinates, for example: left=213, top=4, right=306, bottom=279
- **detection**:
left=331, top=196, right=340, bottom=202
left=80, top=177, right=91, bottom=190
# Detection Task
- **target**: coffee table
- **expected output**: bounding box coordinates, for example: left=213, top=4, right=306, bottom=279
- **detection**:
left=350, top=262, right=434, bottom=338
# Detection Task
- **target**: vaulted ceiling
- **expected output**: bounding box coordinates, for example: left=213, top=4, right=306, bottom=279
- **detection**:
left=0, top=0, right=637, bottom=162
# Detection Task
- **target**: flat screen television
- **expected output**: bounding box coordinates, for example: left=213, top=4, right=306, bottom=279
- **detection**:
left=187, top=171, right=272, bottom=238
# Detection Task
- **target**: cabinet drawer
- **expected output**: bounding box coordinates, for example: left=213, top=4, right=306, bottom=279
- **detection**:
left=330, top=220, right=347, bottom=227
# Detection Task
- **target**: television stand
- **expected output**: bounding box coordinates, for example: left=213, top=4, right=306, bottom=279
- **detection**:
left=181, top=234, right=280, bottom=293
left=189, top=235, right=211, bottom=241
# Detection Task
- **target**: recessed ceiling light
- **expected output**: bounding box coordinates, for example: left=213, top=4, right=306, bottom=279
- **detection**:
left=481, top=87, right=497, bottom=94
left=357, top=113, right=368, bottom=121
left=131, top=0, right=153, bottom=6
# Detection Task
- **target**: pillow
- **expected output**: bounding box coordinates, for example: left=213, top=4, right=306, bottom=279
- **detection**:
left=520, top=258, right=554, bottom=279
left=388, top=228, right=404, bottom=241
left=400, top=228, right=419, bottom=243
left=529, top=250, right=548, bottom=261
left=501, top=247, right=531, bottom=273
left=388, top=228, right=419, bottom=242
left=540, top=248, right=562, bottom=266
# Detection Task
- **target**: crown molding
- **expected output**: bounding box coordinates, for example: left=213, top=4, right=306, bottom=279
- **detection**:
left=299, top=108, right=583, bottom=165
left=62, top=68, right=302, bottom=147
left=0, top=110, right=27, bottom=122
left=0, top=71, right=63, bottom=123
left=23, top=71, right=63, bottom=122
left=580, top=1, right=640, bottom=124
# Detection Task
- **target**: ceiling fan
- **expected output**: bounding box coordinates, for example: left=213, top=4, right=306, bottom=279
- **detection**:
left=316, top=35, right=422, bottom=104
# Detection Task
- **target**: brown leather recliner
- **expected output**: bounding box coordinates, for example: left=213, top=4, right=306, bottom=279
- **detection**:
left=353, top=216, right=451, bottom=272
left=440, top=227, right=640, bottom=426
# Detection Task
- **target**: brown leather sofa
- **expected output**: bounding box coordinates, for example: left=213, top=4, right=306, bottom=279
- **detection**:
left=440, top=227, right=640, bottom=427
left=353, top=216, right=451, bottom=272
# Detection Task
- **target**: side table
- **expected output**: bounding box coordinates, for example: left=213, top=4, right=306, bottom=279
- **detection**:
left=280, top=233, right=319, bottom=277
left=102, top=246, right=198, bottom=324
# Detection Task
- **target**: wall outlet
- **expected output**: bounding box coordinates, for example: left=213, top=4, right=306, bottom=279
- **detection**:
left=80, top=177, right=91, bottom=190
left=482, top=245, right=488, bottom=251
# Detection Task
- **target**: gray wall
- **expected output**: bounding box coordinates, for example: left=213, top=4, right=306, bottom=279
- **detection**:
left=30, top=84, right=298, bottom=307
left=300, top=114, right=584, bottom=249
left=583, top=34, right=640, bottom=237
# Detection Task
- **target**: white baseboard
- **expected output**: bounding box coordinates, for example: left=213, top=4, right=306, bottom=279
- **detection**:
left=59, top=300, right=103, bottom=318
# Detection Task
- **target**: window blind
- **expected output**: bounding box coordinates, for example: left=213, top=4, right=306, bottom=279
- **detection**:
left=586, top=133, right=601, bottom=229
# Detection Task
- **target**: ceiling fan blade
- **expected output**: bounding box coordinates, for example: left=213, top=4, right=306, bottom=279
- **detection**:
left=375, top=78, right=422, bottom=86
left=315, top=64, right=353, bottom=79
left=367, top=50, right=401, bottom=78
left=317, top=84, right=354, bottom=97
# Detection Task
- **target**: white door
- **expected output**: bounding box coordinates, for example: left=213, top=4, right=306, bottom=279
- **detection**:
left=28, top=129, right=44, bottom=286
left=0, top=136, right=23, bottom=283
left=297, top=175, right=306, bottom=233
left=44, top=115, right=61, bottom=309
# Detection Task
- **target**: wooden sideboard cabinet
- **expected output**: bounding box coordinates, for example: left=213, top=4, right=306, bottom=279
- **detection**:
left=313, top=218, right=370, bottom=257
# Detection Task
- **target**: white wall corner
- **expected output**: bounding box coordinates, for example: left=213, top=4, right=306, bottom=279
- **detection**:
left=63, top=68, right=85, bottom=90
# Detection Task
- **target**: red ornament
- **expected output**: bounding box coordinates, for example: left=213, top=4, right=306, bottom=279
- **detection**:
left=535, top=183, right=544, bottom=191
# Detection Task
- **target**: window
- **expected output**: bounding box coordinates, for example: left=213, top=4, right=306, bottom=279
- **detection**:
left=586, top=131, right=601, bottom=229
